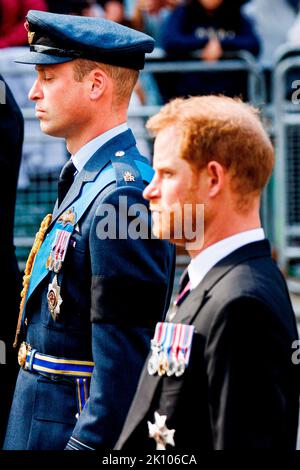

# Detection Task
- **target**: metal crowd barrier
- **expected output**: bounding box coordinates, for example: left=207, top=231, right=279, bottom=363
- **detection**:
left=0, top=48, right=267, bottom=269
left=145, top=48, right=266, bottom=106
left=273, top=47, right=300, bottom=275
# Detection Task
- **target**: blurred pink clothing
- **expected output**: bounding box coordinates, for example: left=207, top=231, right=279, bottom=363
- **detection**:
left=0, top=0, right=47, bottom=48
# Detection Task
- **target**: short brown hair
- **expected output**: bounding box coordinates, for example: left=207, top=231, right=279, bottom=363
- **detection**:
left=72, top=58, right=139, bottom=103
left=147, top=96, right=274, bottom=208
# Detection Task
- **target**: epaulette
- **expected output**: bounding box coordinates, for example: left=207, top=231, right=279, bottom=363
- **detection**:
left=110, top=150, right=154, bottom=189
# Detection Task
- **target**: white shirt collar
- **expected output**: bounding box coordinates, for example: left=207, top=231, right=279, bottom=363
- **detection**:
left=71, top=122, right=128, bottom=173
left=188, top=228, right=265, bottom=290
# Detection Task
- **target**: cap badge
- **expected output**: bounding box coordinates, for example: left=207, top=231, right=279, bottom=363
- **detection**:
left=28, top=31, right=35, bottom=45
left=25, top=21, right=35, bottom=44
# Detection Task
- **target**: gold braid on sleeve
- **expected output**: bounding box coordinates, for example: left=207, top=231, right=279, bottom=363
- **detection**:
left=13, top=213, right=53, bottom=348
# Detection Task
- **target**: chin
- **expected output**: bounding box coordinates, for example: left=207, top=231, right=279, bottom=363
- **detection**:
left=40, top=123, right=64, bottom=138
left=154, top=224, right=178, bottom=242
left=151, top=223, right=162, bottom=240
left=152, top=221, right=171, bottom=240
left=172, top=238, right=186, bottom=247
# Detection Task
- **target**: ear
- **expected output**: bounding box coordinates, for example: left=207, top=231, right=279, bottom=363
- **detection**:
left=206, top=160, right=225, bottom=197
left=88, top=69, right=108, bottom=100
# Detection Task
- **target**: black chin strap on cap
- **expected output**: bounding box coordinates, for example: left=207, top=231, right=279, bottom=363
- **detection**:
left=30, top=44, right=82, bottom=58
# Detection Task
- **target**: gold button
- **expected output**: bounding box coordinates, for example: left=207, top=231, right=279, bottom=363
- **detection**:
left=18, top=342, right=30, bottom=368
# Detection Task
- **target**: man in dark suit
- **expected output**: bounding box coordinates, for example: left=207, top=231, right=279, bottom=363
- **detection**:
left=0, top=75, right=22, bottom=446
left=116, top=95, right=300, bottom=450
left=3, top=11, right=174, bottom=450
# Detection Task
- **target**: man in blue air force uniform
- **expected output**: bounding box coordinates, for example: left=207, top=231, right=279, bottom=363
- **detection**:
left=4, top=10, right=174, bottom=450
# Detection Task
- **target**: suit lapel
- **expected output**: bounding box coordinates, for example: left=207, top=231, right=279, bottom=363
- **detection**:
left=117, top=292, right=208, bottom=447
left=50, top=129, right=137, bottom=229
left=117, top=366, right=161, bottom=447
left=118, top=240, right=272, bottom=447
left=174, top=286, right=209, bottom=325
left=174, top=239, right=271, bottom=325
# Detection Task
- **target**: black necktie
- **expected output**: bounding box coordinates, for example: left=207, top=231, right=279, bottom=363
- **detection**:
left=167, top=268, right=191, bottom=321
left=57, top=158, right=76, bottom=206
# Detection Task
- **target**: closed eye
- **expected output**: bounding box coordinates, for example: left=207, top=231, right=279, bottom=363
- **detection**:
left=162, top=171, right=174, bottom=178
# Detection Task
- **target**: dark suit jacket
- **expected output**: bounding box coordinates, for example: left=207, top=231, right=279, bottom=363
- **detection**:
left=0, top=75, right=22, bottom=446
left=116, top=240, right=300, bottom=450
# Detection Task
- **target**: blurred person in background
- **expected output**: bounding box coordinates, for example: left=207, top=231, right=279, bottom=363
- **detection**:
left=0, top=75, right=23, bottom=446
left=243, top=0, right=300, bottom=101
left=158, top=0, right=259, bottom=101
left=47, top=0, right=125, bottom=23
left=244, top=0, right=299, bottom=68
left=287, top=7, right=300, bottom=45
left=47, top=0, right=100, bottom=15
left=163, top=0, right=258, bottom=59
left=128, top=0, right=183, bottom=107
left=131, top=0, right=181, bottom=48
left=0, top=0, right=47, bottom=48
left=97, top=0, right=125, bottom=23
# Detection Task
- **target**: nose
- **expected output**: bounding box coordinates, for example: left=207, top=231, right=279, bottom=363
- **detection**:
left=143, top=175, right=160, bottom=201
left=28, top=79, right=43, bottom=101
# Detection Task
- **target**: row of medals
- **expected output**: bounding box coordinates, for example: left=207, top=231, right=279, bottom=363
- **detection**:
left=45, top=230, right=70, bottom=321
left=148, top=341, right=186, bottom=377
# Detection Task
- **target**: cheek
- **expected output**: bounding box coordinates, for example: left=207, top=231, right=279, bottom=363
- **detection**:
left=46, top=83, right=82, bottom=109
left=44, top=86, right=63, bottom=109
left=161, top=181, right=184, bottom=208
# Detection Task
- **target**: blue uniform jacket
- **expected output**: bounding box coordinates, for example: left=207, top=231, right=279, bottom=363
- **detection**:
left=4, top=129, right=175, bottom=450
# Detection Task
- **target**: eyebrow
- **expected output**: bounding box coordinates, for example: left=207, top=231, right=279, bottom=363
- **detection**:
left=155, top=164, right=174, bottom=172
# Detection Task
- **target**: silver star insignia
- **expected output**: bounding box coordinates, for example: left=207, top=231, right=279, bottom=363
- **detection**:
left=47, top=275, right=63, bottom=321
left=148, top=412, right=175, bottom=450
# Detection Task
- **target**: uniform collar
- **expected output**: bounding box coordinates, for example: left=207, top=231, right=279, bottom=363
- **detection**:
left=51, top=128, right=136, bottom=225
left=188, top=228, right=265, bottom=290
left=71, top=122, right=128, bottom=173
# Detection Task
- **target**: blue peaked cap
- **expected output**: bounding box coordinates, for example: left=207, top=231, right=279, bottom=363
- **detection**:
left=14, top=10, right=155, bottom=70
